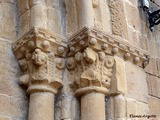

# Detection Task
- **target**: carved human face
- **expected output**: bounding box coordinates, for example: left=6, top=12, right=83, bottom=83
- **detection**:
left=32, top=49, right=46, bottom=66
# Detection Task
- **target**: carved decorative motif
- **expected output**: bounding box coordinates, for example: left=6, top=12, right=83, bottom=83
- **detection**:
left=68, top=27, right=149, bottom=68
left=109, top=0, right=128, bottom=39
left=67, top=47, right=114, bottom=96
left=67, top=27, right=149, bottom=96
left=13, top=27, right=68, bottom=94
left=13, top=27, right=149, bottom=96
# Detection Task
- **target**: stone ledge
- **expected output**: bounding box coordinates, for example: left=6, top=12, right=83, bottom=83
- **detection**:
left=68, top=27, right=150, bottom=68
left=12, top=27, right=68, bottom=60
left=13, top=27, right=150, bottom=68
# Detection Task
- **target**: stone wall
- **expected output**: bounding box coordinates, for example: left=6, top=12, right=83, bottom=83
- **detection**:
left=106, top=0, right=160, bottom=119
left=0, top=1, right=28, bottom=120
left=0, top=0, right=160, bottom=120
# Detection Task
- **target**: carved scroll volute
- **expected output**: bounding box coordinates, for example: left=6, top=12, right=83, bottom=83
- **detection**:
left=18, top=49, right=48, bottom=86
left=19, top=58, right=30, bottom=87
left=53, top=57, right=65, bottom=89
left=67, top=47, right=115, bottom=95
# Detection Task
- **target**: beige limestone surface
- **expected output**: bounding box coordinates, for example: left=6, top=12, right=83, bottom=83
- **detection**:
left=0, top=0, right=160, bottom=120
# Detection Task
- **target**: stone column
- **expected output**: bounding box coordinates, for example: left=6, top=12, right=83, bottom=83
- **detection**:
left=67, top=47, right=115, bottom=120
left=67, top=26, right=149, bottom=120
left=78, top=90, right=106, bottom=120
left=76, top=0, right=94, bottom=28
left=28, top=92, right=55, bottom=120
left=29, top=0, right=47, bottom=28
left=12, top=27, right=67, bottom=120
left=61, top=95, right=72, bottom=120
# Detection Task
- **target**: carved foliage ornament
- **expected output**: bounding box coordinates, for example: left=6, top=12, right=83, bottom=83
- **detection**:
left=67, top=47, right=114, bottom=94
left=13, top=27, right=149, bottom=95
left=18, top=48, right=65, bottom=94
left=13, top=28, right=67, bottom=94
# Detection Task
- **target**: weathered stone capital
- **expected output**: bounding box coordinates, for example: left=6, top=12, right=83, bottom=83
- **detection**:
left=67, top=46, right=114, bottom=96
left=12, top=27, right=68, bottom=94
left=67, top=27, right=150, bottom=96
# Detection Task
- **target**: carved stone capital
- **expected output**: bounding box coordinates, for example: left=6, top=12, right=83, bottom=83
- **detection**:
left=12, top=27, right=68, bottom=94
left=67, top=27, right=150, bottom=96
left=67, top=47, right=114, bottom=96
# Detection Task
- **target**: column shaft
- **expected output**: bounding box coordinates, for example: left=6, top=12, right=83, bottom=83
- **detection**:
left=81, top=92, right=106, bottom=120
left=28, top=92, right=54, bottom=120
left=30, top=0, right=47, bottom=28
left=77, top=0, right=94, bottom=28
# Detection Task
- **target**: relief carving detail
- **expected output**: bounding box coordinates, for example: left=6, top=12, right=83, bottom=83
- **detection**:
left=67, top=47, right=114, bottom=96
left=67, top=27, right=149, bottom=97
left=109, top=0, right=128, bottom=39
left=13, top=27, right=68, bottom=94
